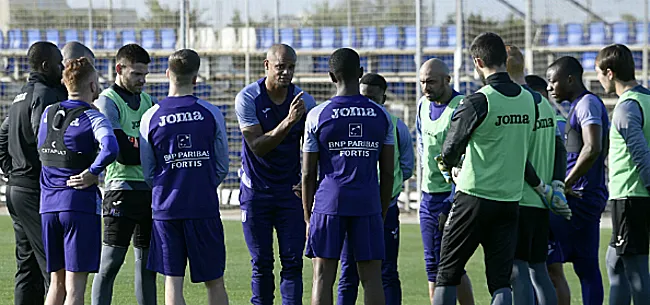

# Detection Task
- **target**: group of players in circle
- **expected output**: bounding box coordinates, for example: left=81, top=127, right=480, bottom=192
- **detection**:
left=0, top=30, right=647, bottom=305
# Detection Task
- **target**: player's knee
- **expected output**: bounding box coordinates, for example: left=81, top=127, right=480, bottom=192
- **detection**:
left=573, top=258, right=600, bottom=278
left=251, top=257, right=274, bottom=273
left=435, top=270, right=463, bottom=287
left=204, top=277, right=225, bottom=289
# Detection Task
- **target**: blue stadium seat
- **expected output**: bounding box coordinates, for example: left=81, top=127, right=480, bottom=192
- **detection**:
left=382, top=26, right=400, bottom=49
left=545, top=24, right=560, bottom=46
left=589, top=22, right=607, bottom=45
left=103, top=30, right=117, bottom=50
left=26, top=29, right=40, bottom=48
left=313, top=56, right=329, bottom=73
left=0, top=32, right=5, bottom=50
left=340, top=26, right=356, bottom=48
left=404, top=26, right=416, bottom=49
left=45, top=29, right=60, bottom=47
left=426, top=26, right=442, bottom=47
left=360, top=56, right=368, bottom=70
left=64, top=29, right=79, bottom=44
left=398, top=55, right=416, bottom=72
left=636, top=22, right=649, bottom=44
left=141, top=29, right=156, bottom=49
left=279, top=28, right=294, bottom=47
left=194, top=83, right=211, bottom=99
left=612, top=22, right=630, bottom=45
left=8, top=30, right=22, bottom=49
left=257, top=28, right=274, bottom=50
left=320, top=27, right=336, bottom=49
left=566, top=23, right=583, bottom=46
left=446, top=25, right=457, bottom=47
left=361, top=27, right=377, bottom=49
left=121, top=29, right=137, bottom=45
left=377, top=55, right=396, bottom=73
left=95, top=58, right=109, bottom=76
left=299, top=28, right=315, bottom=49
left=160, top=28, right=176, bottom=49
left=633, top=51, right=643, bottom=70
left=582, top=52, right=597, bottom=70
left=83, top=30, right=99, bottom=49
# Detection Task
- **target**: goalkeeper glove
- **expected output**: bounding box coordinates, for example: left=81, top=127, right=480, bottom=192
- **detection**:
left=549, top=180, right=571, bottom=220
left=435, top=154, right=452, bottom=184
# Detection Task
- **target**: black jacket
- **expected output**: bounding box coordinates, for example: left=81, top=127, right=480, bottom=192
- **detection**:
left=4, top=72, right=67, bottom=189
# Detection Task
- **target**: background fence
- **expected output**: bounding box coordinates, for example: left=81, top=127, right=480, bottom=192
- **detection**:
left=0, top=0, right=645, bottom=210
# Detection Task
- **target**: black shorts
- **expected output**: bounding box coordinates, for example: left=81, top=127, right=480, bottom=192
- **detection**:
left=436, top=191, right=519, bottom=295
left=102, top=190, right=153, bottom=249
left=609, top=197, right=650, bottom=255
left=515, top=206, right=549, bottom=263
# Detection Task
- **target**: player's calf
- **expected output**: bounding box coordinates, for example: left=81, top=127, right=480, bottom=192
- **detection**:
left=44, top=269, right=66, bottom=305
left=311, top=258, right=338, bottom=305
left=205, top=277, right=229, bottom=305
left=357, top=260, right=385, bottom=305
left=165, top=276, right=187, bottom=305
left=65, top=271, right=90, bottom=305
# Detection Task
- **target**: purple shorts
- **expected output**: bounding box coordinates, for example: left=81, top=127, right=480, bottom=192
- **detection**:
left=42, top=211, right=101, bottom=273
left=306, top=212, right=384, bottom=261
left=147, top=217, right=226, bottom=283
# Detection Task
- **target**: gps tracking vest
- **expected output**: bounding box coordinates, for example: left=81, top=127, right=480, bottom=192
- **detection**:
left=38, top=103, right=95, bottom=169
left=100, top=88, right=153, bottom=183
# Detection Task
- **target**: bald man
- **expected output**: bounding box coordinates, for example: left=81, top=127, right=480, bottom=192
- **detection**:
left=235, top=44, right=316, bottom=305
left=62, top=41, right=95, bottom=65
left=416, top=58, right=474, bottom=305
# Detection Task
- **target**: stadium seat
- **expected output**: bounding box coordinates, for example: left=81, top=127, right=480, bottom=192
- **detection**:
left=0, top=32, right=5, bottom=50
left=239, top=27, right=256, bottom=51
left=545, top=23, right=560, bottom=46
left=340, top=26, right=356, bottom=47
left=160, top=28, right=176, bottom=49
left=95, top=58, right=109, bottom=77
left=612, top=22, right=630, bottom=44
left=377, top=55, right=396, bottom=73
left=121, top=29, right=137, bottom=45
left=280, top=28, right=294, bottom=47
left=426, top=26, right=442, bottom=48
left=360, top=56, right=368, bottom=70
left=45, top=29, right=60, bottom=47
left=388, top=82, right=406, bottom=96
left=636, top=22, right=649, bottom=44
left=320, top=27, right=336, bottom=49
left=64, top=29, right=79, bottom=44
left=361, top=27, right=377, bottom=49
left=103, top=30, right=117, bottom=50
left=582, top=52, right=597, bottom=70
left=446, top=25, right=457, bottom=47
left=404, top=26, right=416, bottom=49
left=566, top=23, right=583, bottom=46
left=633, top=51, right=643, bottom=70
left=194, top=83, right=211, bottom=99
left=257, top=28, right=274, bottom=50
left=589, top=22, right=607, bottom=45
left=382, top=26, right=400, bottom=49
left=26, top=29, right=40, bottom=48
left=313, top=56, right=329, bottom=73
left=398, top=54, right=416, bottom=72
left=8, top=30, right=22, bottom=49
left=141, top=29, right=156, bottom=49
left=83, top=29, right=99, bottom=49
left=299, top=28, right=315, bottom=49
left=197, top=27, right=219, bottom=50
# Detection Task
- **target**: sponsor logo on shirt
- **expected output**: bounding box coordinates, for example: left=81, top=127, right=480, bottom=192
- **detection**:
left=158, top=111, right=204, bottom=127
left=131, top=120, right=141, bottom=129
left=70, top=118, right=80, bottom=127
left=262, top=107, right=271, bottom=118
left=535, top=117, right=554, bottom=130
left=12, top=92, right=27, bottom=104
left=328, top=140, right=380, bottom=158
left=164, top=150, right=211, bottom=169
left=349, top=123, right=363, bottom=137
left=177, top=134, right=192, bottom=148
left=495, top=114, right=530, bottom=126
left=331, top=107, right=377, bottom=119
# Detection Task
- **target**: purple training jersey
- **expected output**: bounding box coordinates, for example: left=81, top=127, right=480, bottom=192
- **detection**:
left=303, top=95, right=394, bottom=216
left=38, top=100, right=118, bottom=215
left=140, top=96, right=229, bottom=220
left=235, top=78, right=316, bottom=201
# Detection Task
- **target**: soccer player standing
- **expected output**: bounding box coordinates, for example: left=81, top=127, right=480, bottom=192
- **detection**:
left=38, top=57, right=118, bottom=305
left=235, top=44, right=315, bottom=305
left=546, top=56, right=610, bottom=305
left=595, top=44, right=650, bottom=305
left=140, top=49, right=229, bottom=305
left=337, top=72, right=414, bottom=305
left=505, top=45, right=569, bottom=305
left=415, top=58, right=475, bottom=305
left=433, top=33, right=537, bottom=305
left=302, top=48, right=394, bottom=305
left=91, top=44, right=158, bottom=305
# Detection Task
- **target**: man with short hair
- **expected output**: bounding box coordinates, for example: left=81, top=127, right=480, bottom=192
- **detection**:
left=546, top=56, right=610, bottom=305
left=337, top=72, right=414, bottom=305
left=140, top=49, right=230, bottom=305
left=596, top=43, right=650, bottom=305
left=2, top=41, right=66, bottom=305
left=92, top=44, right=158, bottom=305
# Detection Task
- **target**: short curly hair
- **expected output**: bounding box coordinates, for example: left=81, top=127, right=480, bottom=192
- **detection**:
left=63, top=57, right=96, bottom=92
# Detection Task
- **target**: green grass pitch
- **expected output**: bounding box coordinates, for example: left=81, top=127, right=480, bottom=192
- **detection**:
left=0, top=216, right=613, bottom=304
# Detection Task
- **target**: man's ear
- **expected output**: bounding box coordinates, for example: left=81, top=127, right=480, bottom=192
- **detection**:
left=358, top=67, right=364, bottom=78
left=192, top=75, right=198, bottom=85
left=165, top=68, right=170, bottom=80
left=116, top=63, right=122, bottom=75
left=264, top=59, right=270, bottom=71
left=41, top=61, right=49, bottom=72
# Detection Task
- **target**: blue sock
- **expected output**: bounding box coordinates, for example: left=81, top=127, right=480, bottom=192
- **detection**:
left=491, top=287, right=512, bottom=305
left=529, top=262, right=557, bottom=305
left=510, top=260, right=534, bottom=305
left=606, top=246, right=631, bottom=305
left=621, top=253, right=650, bottom=304
left=432, top=285, right=456, bottom=305
left=573, top=257, right=604, bottom=305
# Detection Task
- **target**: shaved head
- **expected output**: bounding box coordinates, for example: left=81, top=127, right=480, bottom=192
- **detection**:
left=419, top=58, right=452, bottom=102
left=62, top=41, right=95, bottom=66
left=264, top=44, right=297, bottom=88
left=266, top=44, right=296, bottom=61
left=420, top=58, right=450, bottom=76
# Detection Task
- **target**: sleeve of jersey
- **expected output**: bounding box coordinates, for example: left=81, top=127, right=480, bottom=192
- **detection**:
left=235, top=89, right=260, bottom=129
left=139, top=107, right=158, bottom=187
left=199, top=100, right=229, bottom=186
left=95, top=96, right=141, bottom=165
left=575, top=95, right=603, bottom=127
left=614, top=100, right=650, bottom=187
left=301, top=90, right=318, bottom=112
left=397, top=119, right=414, bottom=180
left=382, top=108, right=395, bottom=146
left=441, top=93, right=488, bottom=167
left=302, top=104, right=324, bottom=153
left=0, top=116, right=11, bottom=176
left=86, top=110, right=119, bottom=176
